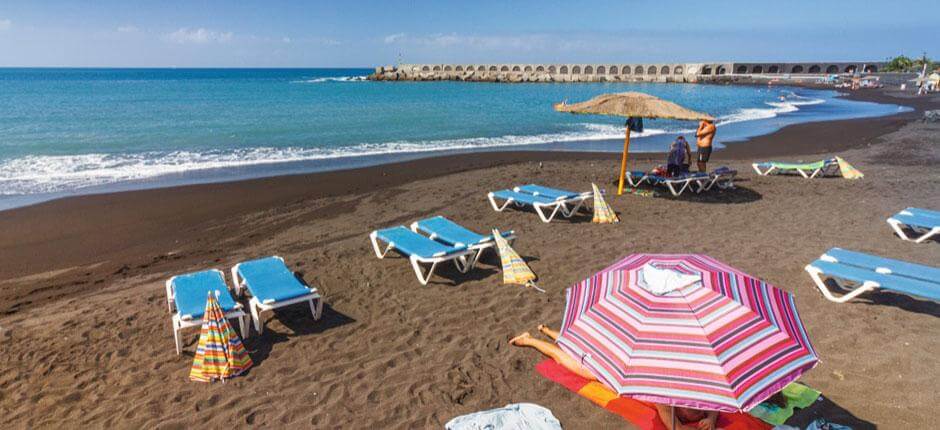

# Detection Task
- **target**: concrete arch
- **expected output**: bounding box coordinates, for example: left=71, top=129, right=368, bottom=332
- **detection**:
left=477, top=65, right=486, bottom=72
left=499, top=65, right=508, bottom=72
left=751, top=65, right=763, bottom=73
left=864, top=65, right=877, bottom=73
left=768, top=65, right=779, bottom=73
left=422, top=66, right=430, bottom=72
left=635, top=65, right=644, bottom=74
left=701, top=66, right=712, bottom=75
left=488, top=65, right=497, bottom=72
left=572, top=65, right=581, bottom=74
left=444, top=65, right=452, bottom=71
left=411, top=66, right=421, bottom=73
left=844, top=65, right=856, bottom=73
left=584, top=65, right=594, bottom=74
left=597, top=65, right=606, bottom=74
left=808, top=65, right=821, bottom=73
left=524, top=65, right=533, bottom=72
left=791, top=65, right=804, bottom=73
left=660, top=65, right=670, bottom=75
left=608, top=65, right=617, bottom=75
left=548, top=65, right=557, bottom=73
left=455, top=65, right=463, bottom=71
left=536, top=65, right=545, bottom=72
left=826, top=65, right=838, bottom=73
left=432, top=65, right=441, bottom=71
left=737, top=65, right=747, bottom=74
left=673, top=66, right=683, bottom=74
left=647, top=65, right=657, bottom=75
left=622, top=66, right=631, bottom=75
left=511, top=66, right=520, bottom=72
left=559, top=65, right=568, bottom=74
left=717, top=66, right=727, bottom=75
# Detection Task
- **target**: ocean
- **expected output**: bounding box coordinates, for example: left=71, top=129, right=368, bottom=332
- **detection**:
left=0, top=68, right=908, bottom=209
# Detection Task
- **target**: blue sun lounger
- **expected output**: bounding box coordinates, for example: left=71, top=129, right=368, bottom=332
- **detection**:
left=410, top=216, right=516, bottom=267
left=887, top=207, right=940, bottom=243
left=370, top=226, right=475, bottom=285
left=165, top=269, right=248, bottom=354
left=487, top=184, right=592, bottom=222
left=231, top=256, right=322, bottom=334
left=804, top=248, right=940, bottom=303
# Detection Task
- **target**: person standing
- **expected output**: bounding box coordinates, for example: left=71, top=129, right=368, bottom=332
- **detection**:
left=695, top=119, right=716, bottom=172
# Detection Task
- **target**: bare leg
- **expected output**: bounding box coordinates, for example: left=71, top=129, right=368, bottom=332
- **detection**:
left=510, top=332, right=597, bottom=381
left=538, top=324, right=560, bottom=341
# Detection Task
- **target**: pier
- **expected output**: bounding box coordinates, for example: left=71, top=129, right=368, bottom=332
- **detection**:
left=369, top=61, right=886, bottom=83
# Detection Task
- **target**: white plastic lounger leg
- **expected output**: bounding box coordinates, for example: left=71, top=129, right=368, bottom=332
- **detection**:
left=915, top=227, right=940, bottom=243
left=564, top=198, right=587, bottom=217
left=238, top=314, right=249, bottom=339
left=888, top=218, right=940, bottom=243
left=752, top=164, right=776, bottom=176
left=165, top=280, right=175, bottom=313
left=533, top=203, right=562, bottom=223
left=410, top=255, right=438, bottom=286
left=250, top=299, right=263, bottom=334
left=488, top=193, right=514, bottom=212
left=887, top=217, right=914, bottom=241
left=804, top=265, right=880, bottom=303
left=308, top=297, right=322, bottom=320
left=231, top=265, right=243, bottom=297
left=173, top=319, right=182, bottom=355
left=370, top=231, right=395, bottom=259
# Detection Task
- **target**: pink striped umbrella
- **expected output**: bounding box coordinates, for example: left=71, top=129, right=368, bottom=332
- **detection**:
left=556, top=254, right=818, bottom=412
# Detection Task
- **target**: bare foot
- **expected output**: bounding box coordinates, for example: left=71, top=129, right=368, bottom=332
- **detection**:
left=538, top=324, right=552, bottom=335
left=509, top=332, right=531, bottom=346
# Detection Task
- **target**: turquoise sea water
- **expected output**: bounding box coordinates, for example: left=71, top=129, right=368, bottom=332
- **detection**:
left=0, top=68, right=908, bottom=209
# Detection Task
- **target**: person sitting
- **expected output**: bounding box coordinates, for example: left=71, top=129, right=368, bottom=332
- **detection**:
left=667, top=136, right=691, bottom=177
left=510, top=325, right=723, bottom=430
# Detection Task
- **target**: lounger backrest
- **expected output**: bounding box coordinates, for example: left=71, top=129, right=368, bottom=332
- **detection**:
left=414, top=216, right=487, bottom=246
left=515, top=184, right=578, bottom=200
left=376, top=226, right=467, bottom=258
left=237, top=256, right=312, bottom=304
left=172, top=270, right=239, bottom=319
left=904, top=207, right=940, bottom=220
left=825, top=248, right=940, bottom=284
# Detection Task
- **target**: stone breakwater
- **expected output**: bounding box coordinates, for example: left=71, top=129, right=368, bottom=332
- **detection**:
left=369, top=62, right=886, bottom=83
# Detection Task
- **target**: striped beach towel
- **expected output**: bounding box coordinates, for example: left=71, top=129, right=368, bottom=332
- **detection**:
left=591, top=183, right=619, bottom=224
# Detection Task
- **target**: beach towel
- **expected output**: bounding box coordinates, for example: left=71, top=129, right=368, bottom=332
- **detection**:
left=445, top=403, right=562, bottom=430
left=591, top=183, right=619, bottom=224
left=834, top=157, right=863, bottom=179
left=535, top=359, right=771, bottom=430
left=749, top=383, right=821, bottom=426
left=493, top=229, right=542, bottom=292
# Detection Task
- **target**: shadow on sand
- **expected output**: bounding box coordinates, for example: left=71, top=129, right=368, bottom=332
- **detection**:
left=787, top=394, right=877, bottom=430
left=244, top=302, right=356, bottom=367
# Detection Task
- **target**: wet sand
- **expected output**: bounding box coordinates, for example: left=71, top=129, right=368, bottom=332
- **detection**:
left=0, top=88, right=938, bottom=429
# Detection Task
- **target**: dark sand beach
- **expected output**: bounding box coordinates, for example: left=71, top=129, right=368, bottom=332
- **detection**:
left=1, top=88, right=938, bottom=429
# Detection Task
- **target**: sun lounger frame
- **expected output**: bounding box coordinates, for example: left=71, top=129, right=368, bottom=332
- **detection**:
left=409, top=217, right=516, bottom=268
left=165, top=269, right=249, bottom=355
left=369, top=230, right=475, bottom=285
left=804, top=249, right=940, bottom=303
left=487, top=190, right=588, bottom=223
left=886, top=209, right=940, bottom=243
left=625, top=172, right=712, bottom=197
left=231, top=256, right=323, bottom=334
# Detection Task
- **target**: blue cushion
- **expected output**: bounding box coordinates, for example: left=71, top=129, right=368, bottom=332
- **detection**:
left=414, top=216, right=487, bottom=246
left=491, top=190, right=557, bottom=206
left=236, top=257, right=312, bottom=304
left=375, top=226, right=467, bottom=259
left=810, top=260, right=940, bottom=301
left=904, top=207, right=940, bottom=220
left=172, top=270, right=239, bottom=320
left=892, top=213, right=940, bottom=230
left=515, top=184, right=579, bottom=200
left=826, top=248, right=940, bottom=284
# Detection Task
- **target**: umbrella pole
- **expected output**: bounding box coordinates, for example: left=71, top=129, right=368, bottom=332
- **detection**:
left=617, top=125, right=631, bottom=195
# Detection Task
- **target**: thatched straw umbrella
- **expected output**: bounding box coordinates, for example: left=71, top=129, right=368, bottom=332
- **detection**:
left=555, top=92, right=714, bottom=195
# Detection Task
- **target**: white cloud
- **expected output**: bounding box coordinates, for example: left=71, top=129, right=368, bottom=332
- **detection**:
left=383, top=33, right=405, bottom=44
left=116, top=25, right=138, bottom=33
left=164, top=27, right=233, bottom=44
left=0, top=19, right=12, bottom=31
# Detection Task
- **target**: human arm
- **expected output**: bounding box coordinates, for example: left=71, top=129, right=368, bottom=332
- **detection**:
left=654, top=404, right=698, bottom=430
left=695, top=411, right=719, bottom=430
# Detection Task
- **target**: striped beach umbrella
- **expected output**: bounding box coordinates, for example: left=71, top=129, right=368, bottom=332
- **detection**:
left=190, top=291, right=253, bottom=382
left=556, top=254, right=818, bottom=412
left=493, top=229, right=543, bottom=292
left=590, top=183, right=619, bottom=224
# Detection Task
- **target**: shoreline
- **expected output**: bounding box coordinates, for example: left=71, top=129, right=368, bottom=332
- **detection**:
left=0, top=84, right=920, bottom=212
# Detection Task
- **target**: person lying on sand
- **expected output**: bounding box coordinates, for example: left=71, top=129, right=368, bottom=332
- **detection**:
left=510, top=325, right=722, bottom=430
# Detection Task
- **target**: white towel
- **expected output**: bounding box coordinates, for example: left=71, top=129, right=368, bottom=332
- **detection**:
left=637, top=263, right=702, bottom=295
left=445, top=403, right=562, bottom=430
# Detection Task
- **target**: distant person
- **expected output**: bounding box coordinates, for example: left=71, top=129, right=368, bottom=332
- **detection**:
left=510, top=325, right=723, bottom=430
left=695, top=119, right=717, bottom=172
left=666, top=136, right=691, bottom=177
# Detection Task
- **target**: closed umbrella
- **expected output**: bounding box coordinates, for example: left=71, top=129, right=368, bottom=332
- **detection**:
left=555, top=92, right=713, bottom=195
left=190, top=291, right=253, bottom=382
left=556, top=254, right=818, bottom=413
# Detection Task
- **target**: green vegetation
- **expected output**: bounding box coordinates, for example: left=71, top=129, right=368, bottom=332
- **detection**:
left=885, top=53, right=937, bottom=72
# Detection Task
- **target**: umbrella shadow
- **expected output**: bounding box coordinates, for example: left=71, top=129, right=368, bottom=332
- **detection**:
left=243, top=303, right=356, bottom=367
left=786, top=394, right=877, bottom=430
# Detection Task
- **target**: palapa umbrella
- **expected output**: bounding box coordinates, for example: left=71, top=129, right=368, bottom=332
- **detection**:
left=555, top=254, right=818, bottom=414
left=555, top=92, right=714, bottom=195
left=492, top=229, right=543, bottom=292
left=590, top=183, right=618, bottom=224
left=190, top=291, right=253, bottom=382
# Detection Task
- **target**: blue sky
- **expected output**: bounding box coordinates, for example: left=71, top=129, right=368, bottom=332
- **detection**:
left=0, top=0, right=936, bottom=67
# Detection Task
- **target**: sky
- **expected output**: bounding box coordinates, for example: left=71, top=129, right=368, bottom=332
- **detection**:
left=0, top=0, right=937, bottom=67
